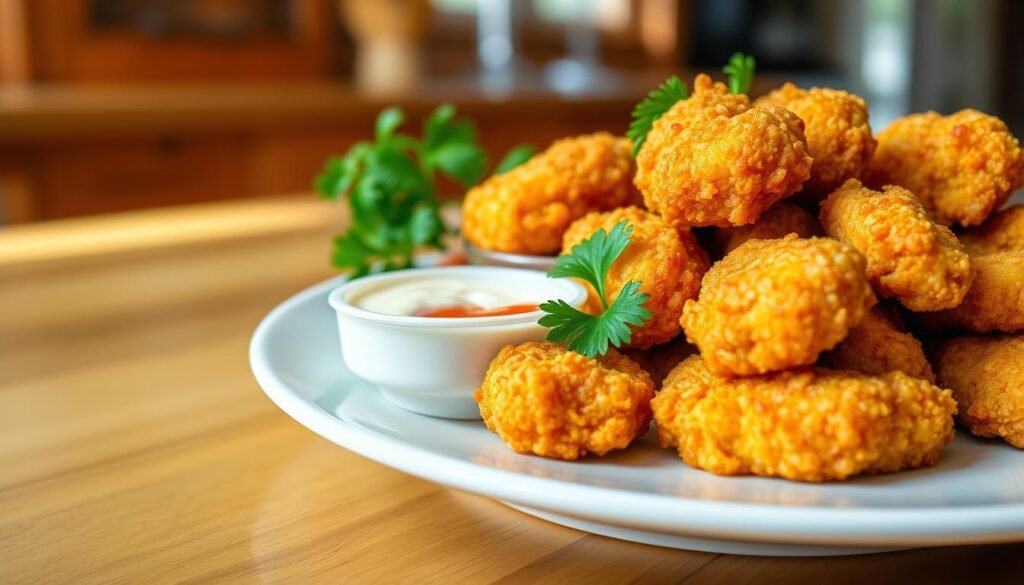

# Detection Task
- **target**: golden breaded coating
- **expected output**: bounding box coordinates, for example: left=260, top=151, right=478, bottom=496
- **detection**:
left=681, top=235, right=876, bottom=376
left=474, top=341, right=654, bottom=460
left=959, top=205, right=1024, bottom=255
left=636, top=75, right=812, bottom=228
left=820, top=179, right=974, bottom=311
left=756, top=83, right=876, bottom=200
left=918, top=252, right=1024, bottom=333
left=820, top=305, right=935, bottom=382
left=561, top=207, right=709, bottom=349
left=709, top=200, right=821, bottom=258
left=934, top=334, right=1024, bottom=448
left=623, top=335, right=698, bottom=389
left=868, top=109, right=1024, bottom=227
left=461, top=133, right=642, bottom=254
left=652, top=355, right=957, bottom=482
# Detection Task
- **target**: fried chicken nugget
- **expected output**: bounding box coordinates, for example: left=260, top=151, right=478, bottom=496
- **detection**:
left=651, top=355, right=956, bottom=482
left=918, top=252, right=1024, bottom=333
left=820, top=179, right=973, bottom=311
left=755, top=83, right=876, bottom=200
left=959, top=205, right=1024, bottom=256
left=561, top=207, right=709, bottom=349
left=474, top=341, right=654, bottom=460
left=820, top=305, right=935, bottom=382
left=681, top=235, right=876, bottom=376
left=934, top=334, right=1024, bottom=448
left=635, top=75, right=813, bottom=227
left=868, top=109, right=1024, bottom=227
left=461, top=132, right=642, bottom=255
left=709, top=200, right=821, bottom=258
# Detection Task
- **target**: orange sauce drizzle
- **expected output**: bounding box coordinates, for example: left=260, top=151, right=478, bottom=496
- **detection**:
left=415, top=304, right=538, bottom=318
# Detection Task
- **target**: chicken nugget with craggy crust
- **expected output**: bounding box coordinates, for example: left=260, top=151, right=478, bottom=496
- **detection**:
left=868, top=109, right=1024, bottom=227
left=635, top=76, right=812, bottom=228
left=934, top=334, right=1024, bottom=448
left=681, top=235, right=876, bottom=376
left=474, top=341, right=654, bottom=460
left=623, top=335, right=698, bottom=389
left=651, top=355, right=956, bottom=482
left=709, top=200, right=821, bottom=258
left=820, top=179, right=973, bottom=311
left=561, top=207, right=709, bottom=349
left=820, top=304, right=935, bottom=382
left=755, top=83, right=876, bottom=201
left=461, top=133, right=642, bottom=255
left=918, top=252, right=1024, bottom=333
left=959, top=205, right=1024, bottom=256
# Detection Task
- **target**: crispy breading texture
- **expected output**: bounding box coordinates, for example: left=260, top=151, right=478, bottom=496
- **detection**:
left=651, top=355, right=957, bottom=482
left=474, top=341, right=654, bottom=460
left=561, top=207, right=709, bottom=349
left=461, top=132, right=642, bottom=254
left=820, top=305, right=935, bottom=382
left=622, top=336, right=698, bottom=389
left=755, top=83, right=876, bottom=200
left=868, top=109, right=1024, bottom=227
left=820, top=179, right=974, bottom=311
left=709, top=200, right=821, bottom=258
left=934, top=334, right=1024, bottom=448
left=959, top=205, right=1024, bottom=256
left=681, top=235, right=876, bottom=376
left=635, top=75, right=812, bottom=227
left=918, top=252, right=1024, bottom=333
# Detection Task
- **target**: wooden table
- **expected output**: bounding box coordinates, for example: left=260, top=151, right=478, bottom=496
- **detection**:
left=2, top=197, right=1023, bottom=584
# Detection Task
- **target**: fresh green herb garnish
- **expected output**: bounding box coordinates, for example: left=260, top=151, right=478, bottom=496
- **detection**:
left=539, top=221, right=651, bottom=358
left=626, top=75, right=688, bottom=157
left=723, top=52, right=756, bottom=95
left=315, top=105, right=487, bottom=277
left=494, top=144, right=536, bottom=174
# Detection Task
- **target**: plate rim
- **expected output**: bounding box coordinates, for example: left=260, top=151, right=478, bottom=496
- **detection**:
left=250, top=276, right=1024, bottom=547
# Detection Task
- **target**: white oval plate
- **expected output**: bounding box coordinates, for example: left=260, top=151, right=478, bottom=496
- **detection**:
left=250, top=276, right=1024, bottom=556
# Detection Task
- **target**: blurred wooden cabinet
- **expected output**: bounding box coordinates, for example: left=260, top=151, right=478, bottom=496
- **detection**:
left=35, top=137, right=247, bottom=218
left=0, top=84, right=641, bottom=223
left=1, top=0, right=338, bottom=83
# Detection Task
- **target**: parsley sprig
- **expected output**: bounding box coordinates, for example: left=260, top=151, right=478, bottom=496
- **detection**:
left=539, top=221, right=651, bottom=358
left=626, top=76, right=689, bottom=156
left=723, top=52, right=756, bottom=95
left=316, top=105, right=535, bottom=277
left=315, top=105, right=488, bottom=277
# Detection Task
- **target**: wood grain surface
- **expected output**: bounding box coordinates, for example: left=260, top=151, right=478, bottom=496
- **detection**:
left=1, top=197, right=1022, bottom=584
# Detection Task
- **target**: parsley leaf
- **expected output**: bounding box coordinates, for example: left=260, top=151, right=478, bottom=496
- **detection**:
left=539, top=282, right=650, bottom=358
left=627, top=75, right=688, bottom=156
left=495, top=144, right=536, bottom=174
left=540, top=220, right=652, bottom=357
left=723, top=52, right=756, bottom=95
left=429, top=142, right=487, bottom=187
left=421, top=103, right=488, bottom=187
left=549, top=220, right=632, bottom=308
left=375, top=108, right=405, bottom=142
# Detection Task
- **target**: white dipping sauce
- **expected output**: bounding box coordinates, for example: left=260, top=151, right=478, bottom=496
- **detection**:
left=353, top=278, right=529, bottom=316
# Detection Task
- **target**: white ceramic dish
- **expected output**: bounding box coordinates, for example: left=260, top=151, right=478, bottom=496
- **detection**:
left=327, top=266, right=587, bottom=420
left=251, top=276, right=1024, bottom=556
left=463, top=240, right=559, bottom=272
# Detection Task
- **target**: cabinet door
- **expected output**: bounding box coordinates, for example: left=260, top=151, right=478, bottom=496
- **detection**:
left=37, top=137, right=246, bottom=219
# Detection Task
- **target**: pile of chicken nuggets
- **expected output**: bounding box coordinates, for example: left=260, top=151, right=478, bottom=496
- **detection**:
left=464, top=74, right=1024, bottom=482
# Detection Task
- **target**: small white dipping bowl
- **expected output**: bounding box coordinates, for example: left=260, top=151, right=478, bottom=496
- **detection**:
left=327, top=266, right=588, bottom=420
